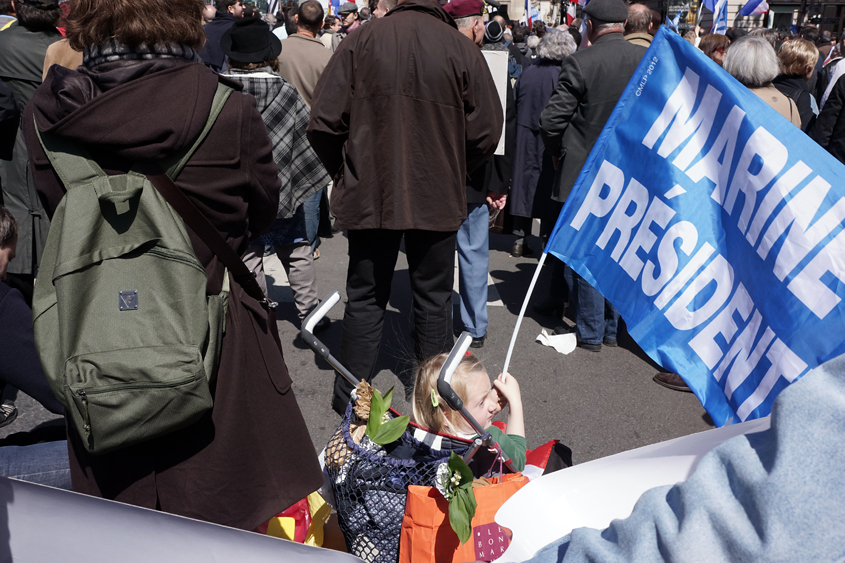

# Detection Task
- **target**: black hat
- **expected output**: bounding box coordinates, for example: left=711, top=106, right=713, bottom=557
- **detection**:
left=583, top=0, right=628, bottom=23
left=484, top=21, right=504, bottom=43
left=221, top=18, right=282, bottom=63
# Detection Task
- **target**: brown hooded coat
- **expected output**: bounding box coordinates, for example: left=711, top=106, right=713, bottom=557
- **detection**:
left=24, top=58, right=323, bottom=531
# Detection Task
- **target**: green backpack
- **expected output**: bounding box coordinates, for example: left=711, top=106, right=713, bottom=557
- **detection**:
left=32, top=84, right=233, bottom=455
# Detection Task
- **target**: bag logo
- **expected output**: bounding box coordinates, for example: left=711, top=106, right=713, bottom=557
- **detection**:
left=119, top=290, right=138, bottom=311
left=473, top=522, right=510, bottom=561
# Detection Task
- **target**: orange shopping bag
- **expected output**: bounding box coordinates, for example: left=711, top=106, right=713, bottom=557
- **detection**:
left=399, top=473, right=528, bottom=563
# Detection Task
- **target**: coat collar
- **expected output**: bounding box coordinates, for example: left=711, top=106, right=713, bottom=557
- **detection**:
left=386, top=0, right=457, bottom=29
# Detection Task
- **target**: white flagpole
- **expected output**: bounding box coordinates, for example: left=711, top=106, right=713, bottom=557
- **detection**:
left=501, top=251, right=548, bottom=382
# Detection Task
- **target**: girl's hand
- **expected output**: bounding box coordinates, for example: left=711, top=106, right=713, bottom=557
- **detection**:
left=493, top=373, right=521, bottom=410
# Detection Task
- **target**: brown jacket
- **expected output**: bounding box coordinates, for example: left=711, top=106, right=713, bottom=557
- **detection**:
left=277, top=33, right=332, bottom=108
left=307, top=0, right=503, bottom=232
left=24, top=59, right=323, bottom=531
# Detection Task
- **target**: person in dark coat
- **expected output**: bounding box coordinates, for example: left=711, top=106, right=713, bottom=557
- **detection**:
left=773, top=38, right=819, bottom=132
left=23, top=0, right=322, bottom=531
left=0, top=80, right=18, bottom=162
left=809, top=72, right=845, bottom=165
left=0, top=0, right=62, bottom=307
left=307, top=0, right=502, bottom=412
left=511, top=29, right=576, bottom=256
left=198, top=0, right=245, bottom=72
left=539, top=0, right=646, bottom=352
left=511, top=29, right=577, bottom=317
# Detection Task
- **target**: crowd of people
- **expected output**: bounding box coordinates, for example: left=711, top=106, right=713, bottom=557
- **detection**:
left=0, top=0, right=843, bottom=558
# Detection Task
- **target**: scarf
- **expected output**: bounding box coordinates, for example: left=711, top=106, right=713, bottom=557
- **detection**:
left=223, top=67, right=330, bottom=220
left=83, top=39, right=201, bottom=69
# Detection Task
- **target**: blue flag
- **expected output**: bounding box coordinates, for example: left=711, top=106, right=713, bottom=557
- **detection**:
left=545, top=28, right=845, bottom=426
left=666, top=15, right=678, bottom=32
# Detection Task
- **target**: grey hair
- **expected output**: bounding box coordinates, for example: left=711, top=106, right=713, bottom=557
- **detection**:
left=526, top=35, right=540, bottom=49
left=536, top=29, right=576, bottom=61
left=723, top=35, right=779, bottom=88
left=0, top=206, right=17, bottom=248
left=454, top=14, right=482, bottom=31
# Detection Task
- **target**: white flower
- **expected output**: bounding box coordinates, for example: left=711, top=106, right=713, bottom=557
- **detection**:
left=435, top=462, right=453, bottom=501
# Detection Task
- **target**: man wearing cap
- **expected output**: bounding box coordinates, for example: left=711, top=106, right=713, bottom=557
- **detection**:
left=308, top=0, right=502, bottom=413
left=277, top=0, right=331, bottom=109
left=539, top=0, right=645, bottom=353
left=0, top=0, right=62, bottom=305
left=330, top=2, right=357, bottom=49
left=199, top=0, right=245, bottom=72
left=448, top=0, right=511, bottom=348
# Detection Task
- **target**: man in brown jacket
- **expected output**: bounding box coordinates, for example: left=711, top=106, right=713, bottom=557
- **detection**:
left=308, top=0, right=502, bottom=413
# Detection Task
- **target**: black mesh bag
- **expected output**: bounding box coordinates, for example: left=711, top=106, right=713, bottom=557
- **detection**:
left=324, top=402, right=467, bottom=563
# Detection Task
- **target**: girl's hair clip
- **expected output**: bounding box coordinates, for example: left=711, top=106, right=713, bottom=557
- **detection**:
left=430, top=389, right=440, bottom=408
left=464, top=350, right=472, bottom=357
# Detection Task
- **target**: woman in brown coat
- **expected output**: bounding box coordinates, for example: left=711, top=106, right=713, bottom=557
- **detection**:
left=23, top=0, right=323, bottom=531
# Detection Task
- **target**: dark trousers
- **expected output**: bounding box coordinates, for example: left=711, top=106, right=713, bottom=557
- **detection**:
left=333, top=229, right=457, bottom=411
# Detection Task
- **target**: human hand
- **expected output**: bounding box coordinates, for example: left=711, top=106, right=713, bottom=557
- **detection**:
left=486, top=192, right=507, bottom=210
left=493, top=373, right=521, bottom=411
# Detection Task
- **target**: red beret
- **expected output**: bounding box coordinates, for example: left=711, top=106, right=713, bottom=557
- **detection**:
left=443, top=0, right=483, bottom=19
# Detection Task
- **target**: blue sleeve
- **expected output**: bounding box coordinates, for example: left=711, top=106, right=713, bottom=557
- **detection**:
left=525, top=355, right=845, bottom=562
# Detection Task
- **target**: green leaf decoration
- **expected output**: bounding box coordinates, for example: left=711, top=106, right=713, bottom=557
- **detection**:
left=371, top=415, right=410, bottom=445
left=366, top=387, right=386, bottom=438
left=445, top=453, right=477, bottom=544
left=382, top=386, right=394, bottom=411
left=366, top=387, right=407, bottom=445
left=448, top=485, right=477, bottom=544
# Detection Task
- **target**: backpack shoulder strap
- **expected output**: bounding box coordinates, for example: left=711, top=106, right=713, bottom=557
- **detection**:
left=164, top=82, right=233, bottom=180
left=34, top=118, right=107, bottom=192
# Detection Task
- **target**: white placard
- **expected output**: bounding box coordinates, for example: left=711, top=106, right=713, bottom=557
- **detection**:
left=482, top=50, right=508, bottom=156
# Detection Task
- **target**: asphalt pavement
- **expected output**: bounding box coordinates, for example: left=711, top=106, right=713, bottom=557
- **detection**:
left=0, top=227, right=714, bottom=464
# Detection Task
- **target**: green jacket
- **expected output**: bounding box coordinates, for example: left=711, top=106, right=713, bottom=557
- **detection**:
left=487, top=425, right=527, bottom=472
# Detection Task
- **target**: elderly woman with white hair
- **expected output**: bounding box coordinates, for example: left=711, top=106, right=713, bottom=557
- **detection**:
left=511, top=29, right=577, bottom=307
left=723, top=35, right=802, bottom=127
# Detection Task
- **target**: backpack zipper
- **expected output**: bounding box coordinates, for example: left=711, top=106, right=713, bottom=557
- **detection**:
left=146, top=247, right=206, bottom=275
left=76, top=371, right=205, bottom=396
left=77, top=389, right=91, bottom=436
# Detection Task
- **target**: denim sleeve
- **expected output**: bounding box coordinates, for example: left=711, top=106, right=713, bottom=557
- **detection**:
left=525, top=354, right=845, bottom=563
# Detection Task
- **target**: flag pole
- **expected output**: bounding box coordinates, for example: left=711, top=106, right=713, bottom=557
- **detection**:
left=501, top=251, right=548, bottom=383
